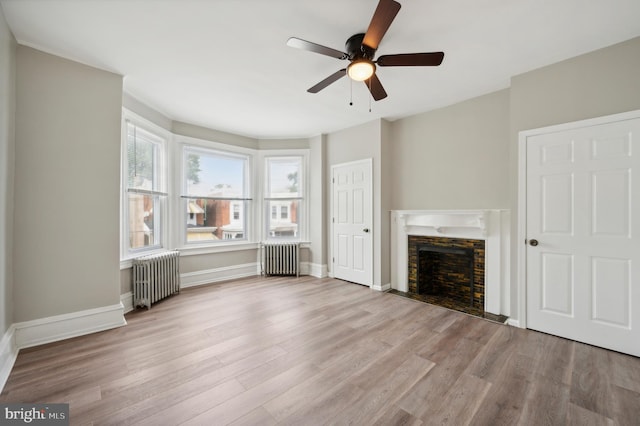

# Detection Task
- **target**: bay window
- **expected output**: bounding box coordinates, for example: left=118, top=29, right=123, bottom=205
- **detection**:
left=122, top=109, right=310, bottom=263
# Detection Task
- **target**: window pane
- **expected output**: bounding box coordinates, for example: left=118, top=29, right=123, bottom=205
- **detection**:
left=128, top=193, right=159, bottom=249
left=185, top=148, right=246, bottom=198
left=267, top=157, right=301, bottom=198
left=266, top=200, right=299, bottom=238
left=186, top=199, right=247, bottom=242
left=127, top=124, right=160, bottom=191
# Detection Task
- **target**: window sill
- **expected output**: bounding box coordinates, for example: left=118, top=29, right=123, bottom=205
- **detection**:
left=120, top=242, right=261, bottom=270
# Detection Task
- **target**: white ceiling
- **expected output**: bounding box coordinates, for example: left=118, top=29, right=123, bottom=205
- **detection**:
left=2, top=0, right=640, bottom=139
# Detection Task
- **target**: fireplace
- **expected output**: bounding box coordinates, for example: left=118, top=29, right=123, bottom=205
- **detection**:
left=409, top=236, right=485, bottom=311
left=390, top=210, right=510, bottom=320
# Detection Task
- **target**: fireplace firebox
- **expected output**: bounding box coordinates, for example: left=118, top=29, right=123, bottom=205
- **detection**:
left=417, top=245, right=475, bottom=306
left=408, top=235, right=485, bottom=311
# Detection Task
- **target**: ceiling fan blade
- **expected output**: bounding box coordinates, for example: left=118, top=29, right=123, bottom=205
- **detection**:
left=362, top=0, right=401, bottom=50
left=364, top=73, right=387, bottom=101
left=308, top=69, right=347, bottom=93
left=377, top=52, right=445, bottom=67
left=287, top=37, right=348, bottom=60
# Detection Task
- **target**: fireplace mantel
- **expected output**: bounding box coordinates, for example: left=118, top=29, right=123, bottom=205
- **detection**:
left=390, top=210, right=510, bottom=316
left=398, top=210, right=490, bottom=236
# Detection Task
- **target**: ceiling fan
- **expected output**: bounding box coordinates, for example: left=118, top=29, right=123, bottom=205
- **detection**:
left=287, top=0, right=444, bottom=101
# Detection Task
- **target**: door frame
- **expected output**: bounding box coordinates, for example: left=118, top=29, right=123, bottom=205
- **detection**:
left=517, top=109, right=640, bottom=329
left=329, top=158, right=374, bottom=287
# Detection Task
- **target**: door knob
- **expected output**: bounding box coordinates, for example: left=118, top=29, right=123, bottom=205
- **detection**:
left=363, top=228, right=370, bottom=233
left=529, top=239, right=539, bottom=246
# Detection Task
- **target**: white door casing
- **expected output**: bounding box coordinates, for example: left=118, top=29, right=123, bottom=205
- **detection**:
left=518, top=111, right=640, bottom=356
left=331, top=159, right=373, bottom=287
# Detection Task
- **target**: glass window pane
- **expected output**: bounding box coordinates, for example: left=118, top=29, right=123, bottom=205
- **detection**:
left=127, top=124, right=160, bottom=191
left=186, top=199, right=247, bottom=242
left=267, top=157, right=301, bottom=198
left=185, top=148, right=246, bottom=198
left=128, top=193, right=159, bottom=249
left=266, top=200, right=299, bottom=238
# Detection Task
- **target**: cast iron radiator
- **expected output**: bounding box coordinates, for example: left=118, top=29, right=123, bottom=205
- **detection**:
left=133, top=250, right=180, bottom=309
left=262, top=242, right=300, bottom=277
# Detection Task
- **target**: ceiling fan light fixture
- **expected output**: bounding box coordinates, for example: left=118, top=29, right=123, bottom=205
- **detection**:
left=347, top=59, right=375, bottom=81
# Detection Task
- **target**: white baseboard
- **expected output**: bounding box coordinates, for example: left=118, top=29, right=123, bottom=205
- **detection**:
left=180, top=262, right=258, bottom=288
left=305, top=262, right=328, bottom=278
left=121, top=292, right=134, bottom=314
left=371, top=283, right=391, bottom=292
left=13, top=303, right=127, bottom=350
left=506, top=318, right=521, bottom=328
left=0, top=325, right=18, bottom=393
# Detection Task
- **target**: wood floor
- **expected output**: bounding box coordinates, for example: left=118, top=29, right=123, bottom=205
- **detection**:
left=2, top=276, right=640, bottom=425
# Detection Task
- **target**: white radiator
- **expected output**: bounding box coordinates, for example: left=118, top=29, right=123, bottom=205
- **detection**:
left=133, top=250, right=180, bottom=309
left=262, top=242, right=300, bottom=277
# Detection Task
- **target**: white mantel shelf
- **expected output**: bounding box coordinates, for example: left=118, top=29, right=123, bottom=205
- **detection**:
left=390, top=209, right=511, bottom=317
left=396, top=210, right=491, bottom=236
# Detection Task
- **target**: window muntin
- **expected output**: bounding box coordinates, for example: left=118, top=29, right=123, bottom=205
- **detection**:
left=124, top=121, right=166, bottom=254
left=182, top=146, right=250, bottom=244
left=264, top=156, right=303, bottom=241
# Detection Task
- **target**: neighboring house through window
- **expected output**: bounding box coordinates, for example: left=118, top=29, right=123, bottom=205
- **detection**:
left=181, top=145, right=250, bottom=243
left=264, top=155, right=305, bottom=240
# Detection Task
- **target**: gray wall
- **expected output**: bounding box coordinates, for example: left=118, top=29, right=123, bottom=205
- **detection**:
left=389, top=89, right=510, bottom=210
left=180, top=250, right=258, bottom=274
left=0, top=5, right=15, bottom=334
left=173, top=120, right=258, bottom=150
left=380, top=120, right=392, bottom=287
left=14, top=46, right=123, bottom=322
left=123, top=93, right=172, bottom=131
left=308, top=134, right=326, bottom=266
left=326, top=119, right=390, bottom=287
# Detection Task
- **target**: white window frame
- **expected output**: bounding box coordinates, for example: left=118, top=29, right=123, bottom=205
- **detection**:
left=120, top=113, right=313, bottom=263
left=176, top=136, right=255, bottom=249
left=261, top=150, right=309, bottom=242
left=120, top=110, right=170, bottom=261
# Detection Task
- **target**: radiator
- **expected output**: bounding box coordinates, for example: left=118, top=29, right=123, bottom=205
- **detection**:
left=263, top=242, right=300, bottom=277
left=133, top=250, right=180, bottom=309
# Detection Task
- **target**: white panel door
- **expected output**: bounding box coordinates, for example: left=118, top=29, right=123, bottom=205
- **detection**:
left=526, top=117, right=640, bottom=356
left=332, top=159, right=373, bottom=286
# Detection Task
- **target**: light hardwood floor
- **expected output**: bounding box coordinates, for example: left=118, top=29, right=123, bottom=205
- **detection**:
left=2, top=276, right=640, bottom=425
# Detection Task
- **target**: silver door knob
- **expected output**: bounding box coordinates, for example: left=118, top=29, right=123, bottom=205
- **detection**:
left=529, top=239, right=539, bottom=246
left=363, top=228, right=370, bottom=233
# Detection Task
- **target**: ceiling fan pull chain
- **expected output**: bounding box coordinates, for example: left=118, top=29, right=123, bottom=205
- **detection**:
left=369, top=79, right=372, bottom=112
left=349, top=78, right=353, bottom=106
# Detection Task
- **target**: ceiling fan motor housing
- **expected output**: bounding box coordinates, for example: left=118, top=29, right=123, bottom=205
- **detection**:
left=346, top=33, right=376, bottom=60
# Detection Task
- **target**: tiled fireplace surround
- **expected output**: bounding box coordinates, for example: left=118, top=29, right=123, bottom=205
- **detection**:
left=390, top=210, right=510, bottom=317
